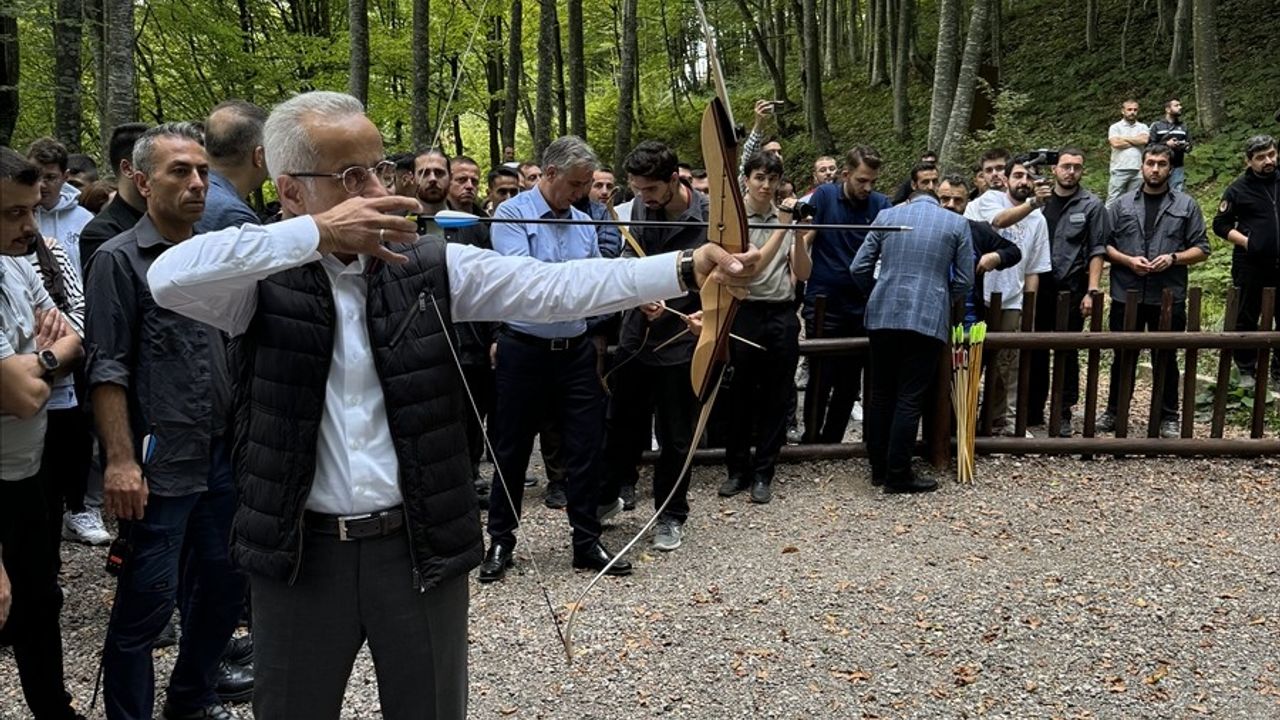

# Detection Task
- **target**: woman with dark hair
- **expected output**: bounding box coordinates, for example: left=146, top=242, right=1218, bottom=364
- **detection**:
left=77, top=180, right=115, bottom=215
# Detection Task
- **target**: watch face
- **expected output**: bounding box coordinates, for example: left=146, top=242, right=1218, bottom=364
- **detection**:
left=39, top=349, right=59, bottom=370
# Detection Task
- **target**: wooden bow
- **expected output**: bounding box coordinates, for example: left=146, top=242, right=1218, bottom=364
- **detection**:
left=562, top=0, right=748, bottom=663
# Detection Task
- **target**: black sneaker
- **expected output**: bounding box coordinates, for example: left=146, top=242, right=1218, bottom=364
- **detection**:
left=153, top=618, right=178, bottom=650
left=544, top=482, right=568, bottom=509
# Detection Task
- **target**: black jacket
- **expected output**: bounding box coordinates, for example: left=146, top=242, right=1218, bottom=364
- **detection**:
left=230, top=237, right=482, bottom=589
left=1046, top=188, right=1109, bottom=284
left=1213, top=169, right=1280, bottom=261
left=442, top=204, right=497, bottom=366
left=968, top=219, right=1021, bottom=318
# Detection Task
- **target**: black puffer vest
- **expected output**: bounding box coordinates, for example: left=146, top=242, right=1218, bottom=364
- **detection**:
left=230, top=237, right=482, bottom=589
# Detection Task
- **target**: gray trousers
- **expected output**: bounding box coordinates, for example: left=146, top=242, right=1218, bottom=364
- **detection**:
left=1106, top=167, right=1142, bottom=207
left=251, top=528, right=469, bottom=720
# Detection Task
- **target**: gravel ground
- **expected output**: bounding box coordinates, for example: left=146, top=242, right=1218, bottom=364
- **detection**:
left=3, top=451, right=1278, bottom=720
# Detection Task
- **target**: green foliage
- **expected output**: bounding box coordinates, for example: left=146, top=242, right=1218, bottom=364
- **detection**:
left=1195, top=374, right=1280, bottom=434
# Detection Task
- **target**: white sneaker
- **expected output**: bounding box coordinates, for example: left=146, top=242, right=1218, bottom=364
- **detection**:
left=652, top=518, right=684, bottom=552
left=63, top=508, right=112, bottom=545
left=597, top=498, right=624, bottom=523
left=851, top=401, right=864, bottom=423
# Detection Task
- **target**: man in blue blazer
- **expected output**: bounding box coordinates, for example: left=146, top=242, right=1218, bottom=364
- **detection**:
left=851, top=189, right=974, bottom=493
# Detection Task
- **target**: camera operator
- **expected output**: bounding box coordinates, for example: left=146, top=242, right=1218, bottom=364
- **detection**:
left=1148, top=98, right=1192, bottom=192
left=964, top=155, right=1052, bottom=435
left=992, top=148, right=1109, bottom=435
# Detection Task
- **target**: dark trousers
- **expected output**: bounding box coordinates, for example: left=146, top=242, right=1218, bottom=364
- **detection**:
left=866, top=330, right=943, bottom=481
left=602, top=362, right=696, bottom=522
left=488, top=334, right=605, bottom=552
left=1231, top=256, right=1280, bottom=377
left=725, top=301, right=801, bottom=482
left=103, top=438, right=246, bottom=719
left=1028, top=274, right=1085, bottom=424
left=0, top=474, right=78, bottom=720
left=251, top=529, right=469, bottom=720
left=460, top=362, right=494, bottom=480
left=802, top=311, right=866, bottom=443
left=40, top=407, right=94, bottom=573
left=1105, top=300, right=1187, bottom=422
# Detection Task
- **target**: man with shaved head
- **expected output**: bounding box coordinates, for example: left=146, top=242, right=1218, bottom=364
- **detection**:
left=194, top=99, right=269, bottom=234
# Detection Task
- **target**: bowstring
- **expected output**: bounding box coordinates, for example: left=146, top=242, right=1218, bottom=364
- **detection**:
left=428, top=0, right=493, bottom=154
left=427, top=292, right=568, bottom=652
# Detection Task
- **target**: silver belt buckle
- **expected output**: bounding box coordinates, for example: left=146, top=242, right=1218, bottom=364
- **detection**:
left=550, top=337, right=569, bottom=351
left=337, top=512, right=374, bottom=542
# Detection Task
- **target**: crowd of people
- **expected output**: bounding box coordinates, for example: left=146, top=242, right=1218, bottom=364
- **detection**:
left=1, top=89, right=1277, bottom=720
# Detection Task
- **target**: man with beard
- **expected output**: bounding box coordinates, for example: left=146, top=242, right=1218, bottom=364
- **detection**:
left=1107, top=99, right=1150, bottom=207
left=936, top=175, right=1022, bottom=325
left=486, top=166, right=521, bottom=212
left=600, top=141, right=706, bottom=547
left=414, top=149, right=451, bottom=234
left=975, top=148, right=1011, bottom=199
left=1213, top=135, right=1279, bottom=389
left=1098, top=145, right=1209, bottom=437
left=798, top=146, right=891, bottom=444
left=965, top=156, right=1052, bottom=435
left=0, top=146, right=86, bottom=720
left=991, top=149, right=1109, bottom=436
left=1148, top=98, right=1193, bottom=192
left=87, top=123, right=247, bottom=720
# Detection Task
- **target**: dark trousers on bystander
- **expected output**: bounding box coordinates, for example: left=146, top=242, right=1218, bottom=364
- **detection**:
left=1105, top=300, right=1187, bottom=423
left=602, top=362, right=697, bottom=522
left=725, top=301, right=801, bottom=483
left=487, top=333, right=606, bottom=552
left=865, top=330, right=944, bottom=483
left=1027, top=273, right=1086, bottom=426
left=1231, top=256, right=1280, bottom=379
left=0, top=474, right=79, bottom=720
left=102, top=438, right=246, bottom=720
left=802, top=311, right=866, bottom=443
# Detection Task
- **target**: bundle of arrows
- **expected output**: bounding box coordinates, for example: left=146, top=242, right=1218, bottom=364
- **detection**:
left=950, top=322, right=987, bottom=483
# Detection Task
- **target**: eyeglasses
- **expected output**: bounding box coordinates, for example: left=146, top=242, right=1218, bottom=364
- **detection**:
left=286, top=161, right=396, bottom=194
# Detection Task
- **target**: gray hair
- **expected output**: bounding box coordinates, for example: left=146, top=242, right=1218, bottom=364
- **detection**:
left=541, top=136, right=598, bottom=173
left=132, top=122, right=205, bottom=175
left=264, top=91, right=365, bottom=179
left=1244, top=134, right=1277, bottom=160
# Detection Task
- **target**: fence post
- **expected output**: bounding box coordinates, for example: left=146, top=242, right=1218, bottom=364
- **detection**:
left=804, top=294, right=827, bottom=443
left=1014, top=290, right=1037, bottom=437
left=1082, top=290, right=1106, bottom=445
left=980, top=292, right=1003, bottom=436
left=1048, top=291, right=1071, bottom=437
left=1211, top=288, right=1242, bottom=438
left=1181, top=289, right=1202, bottom=438
left=1250, top=287, right=1276, bottom=438
left=1147, top=289, right=1175, bottom=439
left=1115, top=289, right=1141, bottom=439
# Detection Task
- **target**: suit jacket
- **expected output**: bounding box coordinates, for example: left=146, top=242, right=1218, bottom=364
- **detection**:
left=851, top=195, right=974, bottom=342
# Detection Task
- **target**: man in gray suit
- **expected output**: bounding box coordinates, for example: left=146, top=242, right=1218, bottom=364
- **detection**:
left=851, top=189, right=973, bottom=493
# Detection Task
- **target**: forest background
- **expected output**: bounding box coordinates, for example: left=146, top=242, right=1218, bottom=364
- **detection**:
left=3, top=0, right=1278, bottom=321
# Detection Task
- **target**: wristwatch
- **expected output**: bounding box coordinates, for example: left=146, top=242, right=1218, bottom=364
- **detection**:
left=677, top=249, right=698, bottom=293
left=1168, top=252, right=1178, bottom=266
left=36, top=349, right=59, bottom=379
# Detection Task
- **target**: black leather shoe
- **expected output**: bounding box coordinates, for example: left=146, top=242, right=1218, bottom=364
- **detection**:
left=749, top=478, right=773, bottom=504
left=543, top=482, right=568, bottom=509
left=572, top=542, right=632, bottom=576
left=478, top=543, right=514, bottom=583
left=215, top=660, right=253, bottom=703
left=223, top=634, right=253, bottom=666
left=884, top=472, right=938, bottom=494
left=160, top=702, right=234, bottom=720
left=718, top=474, right=750, bottom=497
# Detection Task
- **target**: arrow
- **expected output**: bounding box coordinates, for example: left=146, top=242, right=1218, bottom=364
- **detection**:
left=420, top=209, right=911, bottom=233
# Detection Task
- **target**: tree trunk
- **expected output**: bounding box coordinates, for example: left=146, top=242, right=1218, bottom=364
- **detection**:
left=86, top=0, right=107, bottom=153
left=566, top=0, right=586, bottom=138
left=892, top=0, right=912, bottom=140
left=732, top=0, right=790, bottom=104
left=847, top=0, right=861, bottom=65
left=1085, top=0, right=1098, bottom=52
left=501, top=1, right=523, bottom=153
left=774, top=0, right=787, bottom=91
left=0, top=7, right=17, bottom=147
left=535, top=0, right=556, bottom=156
left=823, top=0, right=838, bottom=73
left=486, top=17, right=504, bottom=166
left=1168, top=0, right=1190, bottom=76
left=939, top=0, right=990, bottom=169
left=869, top=0, right=890, bottom=86
left=927, top=0, right=959, bottom=151
left=411, top=0, right=430, bottom=147
left=613, top=0, right=637, bottom=166
left=348, top=0, right=369, bottom=105
left=552, top=3, right=567, bottom=136
left=988, top=0, right=1001, bottom=85
left=104, top=0, right=136, bottom=138
left=1191, top=0, right=1225, bottom=134
left=53, top=0, right=83, bottom=151
left=1157, top=0, right=1174, bottom=42
left=802, top=0, right=835, bottom=153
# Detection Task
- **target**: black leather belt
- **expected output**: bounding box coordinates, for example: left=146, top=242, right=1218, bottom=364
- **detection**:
left=503, top=328, right=587, bottom=351
left=305, top=507, right=405, bottom=541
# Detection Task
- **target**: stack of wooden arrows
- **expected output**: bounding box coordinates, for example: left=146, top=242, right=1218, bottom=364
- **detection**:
left=950, top=322, right=986, bottom=483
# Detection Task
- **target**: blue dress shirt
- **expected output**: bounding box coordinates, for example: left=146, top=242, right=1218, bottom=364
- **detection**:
left=491, top=187, right=601, bottom=338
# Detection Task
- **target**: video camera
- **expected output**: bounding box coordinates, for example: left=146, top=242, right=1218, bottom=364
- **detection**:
left=1016, top=149, right=1059, bottom=185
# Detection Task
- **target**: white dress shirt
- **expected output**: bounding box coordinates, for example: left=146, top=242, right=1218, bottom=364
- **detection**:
left=147, top=215, right=682, bottom=515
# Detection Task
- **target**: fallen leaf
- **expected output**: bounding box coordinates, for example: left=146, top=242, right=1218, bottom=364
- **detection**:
left=1144, top=664, right=1170, bottom=685
left=1106, top=676, right=1127, bottom=693
left=781, top=546, right=799, bottom=554
left=953, top=665, right=981, bottom=686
